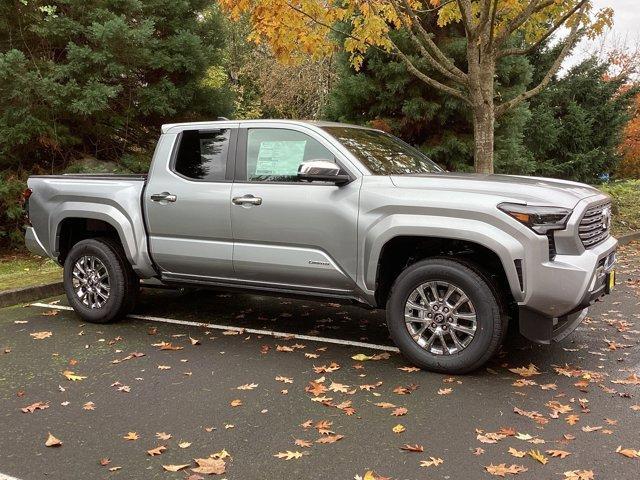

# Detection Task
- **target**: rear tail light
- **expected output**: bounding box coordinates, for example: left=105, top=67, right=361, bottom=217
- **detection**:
left=23, top=188, right=32, bottom=203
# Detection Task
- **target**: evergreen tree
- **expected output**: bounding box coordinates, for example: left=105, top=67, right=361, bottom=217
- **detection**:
left=0, top=0, right=233, bottom=171
left=524, top=58, right=637, bottom=183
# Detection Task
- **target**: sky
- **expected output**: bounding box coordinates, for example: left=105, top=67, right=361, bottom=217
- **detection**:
left=567, top=0, right=640, bottom=66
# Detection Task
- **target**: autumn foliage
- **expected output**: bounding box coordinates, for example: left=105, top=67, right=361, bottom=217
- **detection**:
left=617, top=92, right=640, bottom=179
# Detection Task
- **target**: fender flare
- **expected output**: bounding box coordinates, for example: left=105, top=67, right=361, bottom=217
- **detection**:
left=51, top=203, right=155, bottom=277
left=361, top=214, right=535, bottom=302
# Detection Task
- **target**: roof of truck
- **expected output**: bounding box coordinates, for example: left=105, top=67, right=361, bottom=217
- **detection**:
left=160, top=119, right=377, bottom=134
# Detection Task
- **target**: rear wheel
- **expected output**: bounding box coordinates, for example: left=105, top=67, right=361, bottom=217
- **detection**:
left=386, top=258, right=506, bottom=374
left=63, top=238, right=139, bottom=323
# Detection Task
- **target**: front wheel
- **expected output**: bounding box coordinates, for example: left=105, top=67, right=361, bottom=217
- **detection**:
left=386, top=258, right=506, bottom=374
left=63, top=238, right=139, bottom=324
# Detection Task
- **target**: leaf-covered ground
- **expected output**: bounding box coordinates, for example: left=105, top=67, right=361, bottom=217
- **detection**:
left=0, top=242, right=638, bottom=479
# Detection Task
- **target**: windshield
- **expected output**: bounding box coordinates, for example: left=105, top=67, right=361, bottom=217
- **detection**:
left=321, top=126, right=443, bottom=175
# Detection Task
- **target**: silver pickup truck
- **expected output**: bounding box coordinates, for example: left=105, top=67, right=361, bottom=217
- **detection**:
left=25, top=120, right=617, bottom=373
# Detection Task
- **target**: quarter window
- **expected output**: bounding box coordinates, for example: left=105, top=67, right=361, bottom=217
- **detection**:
left=174, top=129, right=230, bottom=181
left=245, top=128, right=335, bottom=182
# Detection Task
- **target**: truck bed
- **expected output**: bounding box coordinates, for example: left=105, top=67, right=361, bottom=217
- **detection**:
left=26, top=174, right=156, bottom=278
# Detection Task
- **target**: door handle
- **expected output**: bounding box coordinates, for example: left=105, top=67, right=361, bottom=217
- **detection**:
left=150, top=192, right=177, bottom=203
left=232, top=194, right=262, bottom=206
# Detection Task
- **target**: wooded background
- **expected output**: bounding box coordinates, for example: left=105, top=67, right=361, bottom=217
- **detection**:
left=1, top=0, right=639, bottom=249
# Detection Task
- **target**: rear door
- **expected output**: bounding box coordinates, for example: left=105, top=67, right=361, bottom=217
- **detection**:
left=144, top=124, right=237, bottom=278
left=230, top=124, right=361, bottom=292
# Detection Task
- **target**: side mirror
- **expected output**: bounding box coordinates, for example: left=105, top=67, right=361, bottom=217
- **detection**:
left=298, top=160, right=350, bottom=185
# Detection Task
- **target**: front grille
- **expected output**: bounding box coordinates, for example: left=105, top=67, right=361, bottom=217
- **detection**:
left=579, top=202, right=611, bottom=248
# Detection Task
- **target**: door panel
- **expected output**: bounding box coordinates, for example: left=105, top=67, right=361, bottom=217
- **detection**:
left=230, top=126, right=360, bottom=292
left=144, top=127, right=236, bottom=277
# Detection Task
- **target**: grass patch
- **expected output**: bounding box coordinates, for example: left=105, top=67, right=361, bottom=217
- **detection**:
left=0, top=254, right=61, bottom=291
left=599, top=179, right=640, bottom=236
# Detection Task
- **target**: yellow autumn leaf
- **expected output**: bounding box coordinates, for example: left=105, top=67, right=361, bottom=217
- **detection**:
left=392, top=424, right=406, bottom=433
left=62, top=370, right=86, bottom=381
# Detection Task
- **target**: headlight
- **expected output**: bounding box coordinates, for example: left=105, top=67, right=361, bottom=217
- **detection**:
left=498, top=203, right=572, bottom=234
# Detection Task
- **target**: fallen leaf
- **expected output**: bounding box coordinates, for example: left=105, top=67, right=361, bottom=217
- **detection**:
left=566, top=414, right=580, bottom=425
left=192, top=457, right=226, bottom=474
left=147, top=445, right=167, bottom=456
left=237, top=383, right=258, bottom=390
left=41, top=310, right=59, bottom=316
left=294, top=439, right=312, bottom=448
left=163, top=464, right=190, bottom=472
left=508, top=447, right=526, bottom=458
left=230, top=399, right=242, bottom=407
left=509, top=364, right=541, bottom=377
left=563, top=470, right=594, bottom=480
left=420, top=457, right=443, bottom=467
left=189, top=336, right=200, bottom=345
left=391, top=407, right=408, bottom=417
left=21, top=401, right=49, bottom=413
left=485, top=464, right=528, bottom=476
left=374, top=402, right=396, bottom=409
left=62, top=370, right=86, bottom=381
left=178, top=441, right=191, bottom=448
left=273, top=451, right=306, bottom=460
left=438, top=388, right=453, bottom=395
left=313, top=362, right=340, bottom=373
left=99, top=458, right=111, bottom=466
left=351, top=353, right=374, bottom=361
left=400, top=444, right=424, bottom=452
left=316, top=434, right=344, bottom=444
left=581, top=425, right=602, bottom=432
left=398, top=366, right=421, bottom=372
left=157, top=365, right=171, bottom=370
left=392, top=424, right=406, bottom=433
left=123, top=432, right=139, bottom=441
left=528, top=449, right=548, bottom=464
left=45, top=433, right=62, bottom=447
left=473, top=447, right=485, bottom=455
left=82, top=401, right=95, bottom=411
left=156, top=432, right=172, bottom=441
left=275, top=376, right=293, bottom=384
left=616, top=446, right=640, bottom=458
left=30, top=331, right=53, bottom=340
left=547, top=449, right=571, bottom=458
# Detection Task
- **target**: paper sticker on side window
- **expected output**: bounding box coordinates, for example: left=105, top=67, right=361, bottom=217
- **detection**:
left=255, top=140, right=306, bottom=176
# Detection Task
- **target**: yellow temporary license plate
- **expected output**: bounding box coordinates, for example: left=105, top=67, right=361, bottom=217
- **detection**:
left=607, top=270, right=615, bottom=293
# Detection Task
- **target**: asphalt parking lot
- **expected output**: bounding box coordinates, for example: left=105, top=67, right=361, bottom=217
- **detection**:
left=1, top=243, right=639, bottom=480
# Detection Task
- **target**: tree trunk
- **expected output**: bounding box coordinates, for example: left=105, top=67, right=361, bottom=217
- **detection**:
left=467, top=46, right=496, bottom=174
left=472, top=103, right=494, bottom=174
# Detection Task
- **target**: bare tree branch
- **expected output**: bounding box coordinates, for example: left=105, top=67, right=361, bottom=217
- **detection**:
left=389, top=0, right=467, bottom=84
left=391, top=42, right=471, bottom=105
left=497, top=0, right=587, bottom=57
left=396, top=0, right=468, bottom=81
left=456, top=0, right=474, bottom=36
left=495, top=4, right=587, bottom=117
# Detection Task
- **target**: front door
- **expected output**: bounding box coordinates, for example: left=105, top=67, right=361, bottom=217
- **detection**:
left=144, top=125, right=237, bottom=278
left=230, top=125, right=360, bottom=293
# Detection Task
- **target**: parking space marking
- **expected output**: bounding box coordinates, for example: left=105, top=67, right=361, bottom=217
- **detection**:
left=29, top=302, right=400, bottom=353
left=0, top=472, right=23, bottom=480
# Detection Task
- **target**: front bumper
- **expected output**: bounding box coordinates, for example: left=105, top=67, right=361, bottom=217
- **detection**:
left=518, top=235, right=617, bottom=344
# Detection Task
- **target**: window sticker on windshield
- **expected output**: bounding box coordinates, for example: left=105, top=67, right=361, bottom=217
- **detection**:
left=255, top=141, right=306, bottom=176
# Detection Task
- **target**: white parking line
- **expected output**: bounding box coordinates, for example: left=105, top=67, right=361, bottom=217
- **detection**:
left=29, top=302, right=400, bottom=353
left=0, top=472, right=23, bottom=480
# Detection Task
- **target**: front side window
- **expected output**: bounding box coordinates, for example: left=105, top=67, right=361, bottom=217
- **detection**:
left=245, top=128, right=336, bottom=182
left=174, top=129, right=230, bottom=181
left=321, top=126, right=443, bottom=175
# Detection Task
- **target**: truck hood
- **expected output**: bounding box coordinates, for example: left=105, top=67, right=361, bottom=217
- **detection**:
left=389, top=173, right=602, bottom=208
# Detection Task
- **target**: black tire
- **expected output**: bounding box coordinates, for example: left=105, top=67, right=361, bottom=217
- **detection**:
left=63, top=238, right=139, bottom=324
left=386, top=258, right=507, bottom=374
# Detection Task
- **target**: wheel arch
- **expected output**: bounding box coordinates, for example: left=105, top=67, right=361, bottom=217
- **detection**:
left=365, top=224, right=526, bottom=308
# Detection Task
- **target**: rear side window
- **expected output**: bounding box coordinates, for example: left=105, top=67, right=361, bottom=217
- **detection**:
left=173, top=129, right=230, bottom=181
